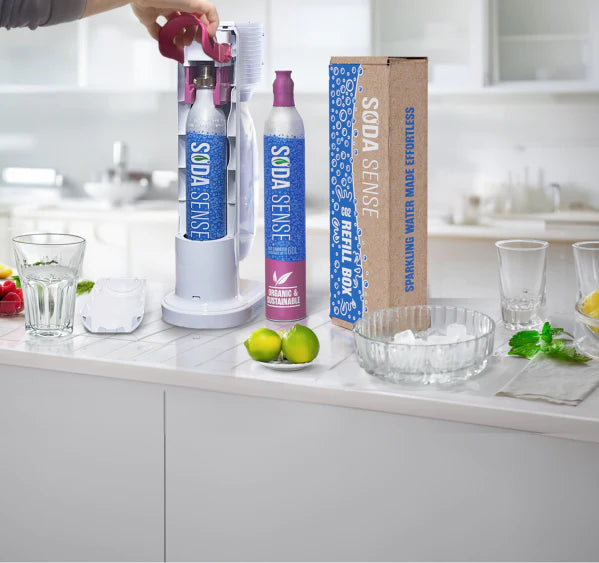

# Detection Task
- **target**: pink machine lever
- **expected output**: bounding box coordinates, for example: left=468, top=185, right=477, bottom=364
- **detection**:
left=158, top=13, right=231, bottom=64
left=158, top=13, right=232, bottom=105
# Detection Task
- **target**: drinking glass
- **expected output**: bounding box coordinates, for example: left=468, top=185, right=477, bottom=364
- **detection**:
left=495, top=239, right=548, bottom=330
left=573, top=241, right=599, bottom=354
left=12, top=233, right=86, bottom=337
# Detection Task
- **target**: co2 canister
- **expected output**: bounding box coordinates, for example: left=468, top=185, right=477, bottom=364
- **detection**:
left=263, top=70, right=306, bottom=321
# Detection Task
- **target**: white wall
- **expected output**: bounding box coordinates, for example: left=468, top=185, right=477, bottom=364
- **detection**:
left=2, top=90, right=599, bottom=212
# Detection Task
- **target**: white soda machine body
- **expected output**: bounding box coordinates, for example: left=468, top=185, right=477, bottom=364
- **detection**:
left=158, top=16, right=265, bottom=328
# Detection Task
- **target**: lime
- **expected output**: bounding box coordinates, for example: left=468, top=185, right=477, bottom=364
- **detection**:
left=281, top=324, right=320, bottom=364
left=244, top=328, right=282, bottom=362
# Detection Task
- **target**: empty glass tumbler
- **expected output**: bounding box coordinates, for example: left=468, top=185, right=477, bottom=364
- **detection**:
left=495, top=239, right=549, bottom=330
left=12, top=233, right=86, bottom=337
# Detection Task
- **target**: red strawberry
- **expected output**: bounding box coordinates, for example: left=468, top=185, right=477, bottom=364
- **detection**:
left=2, top=280, right=17, bottom=294
left=0, top=291, right=20, bottom=315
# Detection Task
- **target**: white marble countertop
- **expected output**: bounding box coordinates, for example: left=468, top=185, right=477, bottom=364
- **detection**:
left=428, top=215, right=599, bottom=242
left=1, top=285, right=599, bottom=444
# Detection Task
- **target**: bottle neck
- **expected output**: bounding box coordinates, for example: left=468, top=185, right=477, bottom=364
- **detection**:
left=194, top=87, right=214, bottom=102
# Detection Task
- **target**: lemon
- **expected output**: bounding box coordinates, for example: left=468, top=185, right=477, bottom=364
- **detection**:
left=581, top=289, right=599, bottom=335
left=281, top=324, right=320, bottom=364
left=582, top=289, right=599, bottom=315
left=0, top=264, right=13, bottom=279
left=244, top=328, right=282, bottom=362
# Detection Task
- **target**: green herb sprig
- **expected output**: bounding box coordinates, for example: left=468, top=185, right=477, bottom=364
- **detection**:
left=508, top=322, right=591, bottom=363
left=76, top=280, right=95, bottom=296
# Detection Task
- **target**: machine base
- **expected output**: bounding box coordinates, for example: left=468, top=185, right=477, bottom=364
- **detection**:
left=162, top=279, right=264, bottom=329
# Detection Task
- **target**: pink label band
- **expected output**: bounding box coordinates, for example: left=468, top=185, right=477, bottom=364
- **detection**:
left=265, top=258, right=306, bottom=321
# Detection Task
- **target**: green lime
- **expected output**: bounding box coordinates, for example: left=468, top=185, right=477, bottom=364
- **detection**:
left=244, top=328, right=282, bottom=362
left=281, top=324, right=320, bottom=364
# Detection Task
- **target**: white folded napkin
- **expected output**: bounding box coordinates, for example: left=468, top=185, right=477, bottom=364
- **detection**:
left=496, top=356, right=599, bottom=406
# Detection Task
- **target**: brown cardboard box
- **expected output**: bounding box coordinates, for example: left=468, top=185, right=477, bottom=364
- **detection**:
left=329, top=57, right=428, bottom=328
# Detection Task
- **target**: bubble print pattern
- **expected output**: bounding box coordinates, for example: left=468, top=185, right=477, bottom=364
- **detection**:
left=329, top=63, right=363, bottom=324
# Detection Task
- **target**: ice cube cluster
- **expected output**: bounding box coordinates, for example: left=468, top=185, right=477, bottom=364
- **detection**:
left=386, top=323, right=478, bottom=375
left=392, top=323, right=474, bottom=345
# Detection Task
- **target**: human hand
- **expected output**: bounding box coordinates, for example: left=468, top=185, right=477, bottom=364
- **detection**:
left=131, top=0, right=219, bottom=47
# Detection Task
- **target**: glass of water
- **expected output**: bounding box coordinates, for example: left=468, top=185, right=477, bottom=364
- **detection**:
left=495, top=239, right=549, bottom=330
left=12, top=233, right=86, bottom=337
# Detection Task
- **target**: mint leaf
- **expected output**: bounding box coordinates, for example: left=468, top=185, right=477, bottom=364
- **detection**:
left=544, top=343, right=592, bottom=363
left=76, top=280, right=95, bottom=296
left=509, top=330, right=539, bottom=348
left=509, top=343, right=541, bottom=359
left=541, top=322, right=553, bottom=344
left=10, top=275, right=20, bottom=288
left=508, top=323, right=592, bottom=364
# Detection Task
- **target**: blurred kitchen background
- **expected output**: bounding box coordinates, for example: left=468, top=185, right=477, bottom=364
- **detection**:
left=1, top=0, right=598, bottom=305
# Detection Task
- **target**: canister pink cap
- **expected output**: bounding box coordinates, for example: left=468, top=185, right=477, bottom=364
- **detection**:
left=273, top=70, right=295, bottom=107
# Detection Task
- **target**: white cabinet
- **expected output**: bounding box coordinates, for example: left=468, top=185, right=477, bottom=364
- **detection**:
left=489, top=0, right=599, bottom=90
left=164, top=385, right=599, bottom=561
left=372, top=0, right=487, bottom=91
left=8, top=203, right=178, bottom=282
left=372, top=0, right=599, bottom=94
left=0, top=366, right=164, bottom=561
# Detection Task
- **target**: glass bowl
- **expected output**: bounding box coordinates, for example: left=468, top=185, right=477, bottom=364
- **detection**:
left=353, top=305, right=495, bottom=385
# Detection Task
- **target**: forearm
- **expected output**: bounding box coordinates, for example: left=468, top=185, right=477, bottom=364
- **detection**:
left=83, top=0, right=130, bottom=18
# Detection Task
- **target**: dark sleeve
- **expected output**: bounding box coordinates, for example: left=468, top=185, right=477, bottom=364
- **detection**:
left=0, top=0, right=87, bottom=29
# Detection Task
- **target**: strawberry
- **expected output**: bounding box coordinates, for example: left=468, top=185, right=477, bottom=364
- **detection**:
left=2, top=280, right=17, bottom=295
left=0, top=291, right=20, bottom=315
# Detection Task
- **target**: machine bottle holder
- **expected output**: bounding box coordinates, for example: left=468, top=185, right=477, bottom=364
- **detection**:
left=160, top=19, right=264, bottom=328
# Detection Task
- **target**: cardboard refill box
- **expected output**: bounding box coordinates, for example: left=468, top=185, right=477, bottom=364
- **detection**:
left=329, top=56, right=428, bottom=329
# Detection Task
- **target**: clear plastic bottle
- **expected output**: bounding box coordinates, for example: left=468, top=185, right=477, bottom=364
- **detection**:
left=185, top=62, right=227, bottom=241
left=263, top=70, right=306, bottom=321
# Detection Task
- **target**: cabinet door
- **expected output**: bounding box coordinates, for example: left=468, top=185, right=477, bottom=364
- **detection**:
left=490, top=0, right=597, bottom=87
left=0, top=366, right=164, bottom=561
left=372, top=0, right=487, bottom=90
left=165, top=386, right=599, bottom=561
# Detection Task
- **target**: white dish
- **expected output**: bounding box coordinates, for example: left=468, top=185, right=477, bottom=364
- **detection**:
left=256, top=360, right=314, bottom=371
left=82, top=278, right=146, bottom=334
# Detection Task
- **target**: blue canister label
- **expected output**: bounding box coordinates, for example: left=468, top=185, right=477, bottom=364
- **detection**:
left=263, top=135, right=306, bottom=262
left=186, top=132, right=227, bottom=240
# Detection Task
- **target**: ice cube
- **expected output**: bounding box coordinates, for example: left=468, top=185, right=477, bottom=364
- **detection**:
left=446, top=323, right=469, bottom=342
left=425, top=334, right=454, bottom=345
left=393, top=329, right=416, bottom=344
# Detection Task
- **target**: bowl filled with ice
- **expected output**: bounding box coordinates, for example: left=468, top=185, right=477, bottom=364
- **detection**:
left=353, top=305, right=495, bottom=385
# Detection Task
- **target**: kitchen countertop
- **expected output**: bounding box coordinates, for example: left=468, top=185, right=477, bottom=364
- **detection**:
left=428, top=214, right=599, bottom=242
left=1, top=284, right=598, bottom=444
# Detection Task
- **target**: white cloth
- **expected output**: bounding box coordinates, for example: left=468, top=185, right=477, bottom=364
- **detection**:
left=496, top=356, right=599, bottom=406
